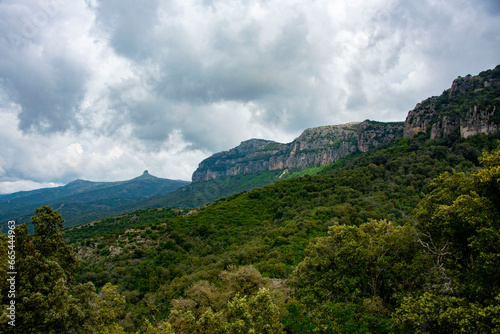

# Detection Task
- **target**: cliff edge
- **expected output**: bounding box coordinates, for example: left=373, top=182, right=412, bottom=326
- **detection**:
left=192, top=120, right=403, bottom=182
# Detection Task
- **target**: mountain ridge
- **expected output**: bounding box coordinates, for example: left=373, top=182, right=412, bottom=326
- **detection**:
left=192, top=120, right=404, bottom=182
left=192, top=65, right=500, bottom=184
left=0, top=171, right=190, bottom=231
left=404, top=65, right=500, bottom=139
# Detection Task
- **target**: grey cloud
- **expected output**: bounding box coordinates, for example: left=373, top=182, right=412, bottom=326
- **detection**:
left=95, top=0, right=160, bottom=61
left=1, top=56, right=87, bottom=133
left=0, top=1, right=90, bottom=134
left=480, top=0, right=500, bottom=15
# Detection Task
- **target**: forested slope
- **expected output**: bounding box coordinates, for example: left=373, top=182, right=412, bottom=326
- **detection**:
left=1, top=66, right=500, bottom=333
left=1, top=131, right=494, bottom=333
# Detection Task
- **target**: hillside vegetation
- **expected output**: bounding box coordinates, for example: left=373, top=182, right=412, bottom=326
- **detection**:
left=1, top=66, right=500, bottom=333
left=0, top=171, right=190, bottom=232
left=2, top=131, right=499, bottom=333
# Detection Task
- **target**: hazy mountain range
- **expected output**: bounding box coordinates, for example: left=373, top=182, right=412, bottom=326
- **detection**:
left=0, top=171, right=189, bottom=231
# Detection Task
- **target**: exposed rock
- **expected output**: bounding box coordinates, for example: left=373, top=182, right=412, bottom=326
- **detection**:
left=357, top=121, right=404, bottom=152
left=461, top=106, right=499, bottom=138
left=449, top=75, right=474, bottom=98
left=404, top=65, right=500, bottom=140
left=430, top=116, right=457, bottom=140
left=403, top=101, right=437, bottom=138
left=192, top=120, right=403, bottom=182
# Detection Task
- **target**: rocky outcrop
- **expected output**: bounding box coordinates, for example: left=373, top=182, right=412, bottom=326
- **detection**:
left=192, top=120, right=403, bottom=182
left=403, top=100, right=438, bottom=138
left=357, top=121, right=404, bottom=152
left=461, top=105, right=499, bottom=138
left=404, top=65, right=500, bottom=139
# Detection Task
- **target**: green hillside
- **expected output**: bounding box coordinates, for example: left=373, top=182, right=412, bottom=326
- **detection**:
left=2, top=133, right=499, bottom=333
left=1, top=66, right=500, bottom=333
left=50, top=131, right=498, bottom=333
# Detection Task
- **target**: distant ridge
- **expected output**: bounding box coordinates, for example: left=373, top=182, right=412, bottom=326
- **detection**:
left=0, top=172, right=190, bottom=231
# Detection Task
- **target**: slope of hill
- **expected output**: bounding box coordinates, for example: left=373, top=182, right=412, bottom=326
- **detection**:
left=0, top=171, right=190, bottom=231
left=142, top=67, right=500, bottom=211
left=404, top=65, right=500, bottom=139
left=66, top=130, right=500, bottom=332
left=2, top=65, right=500, bottom=333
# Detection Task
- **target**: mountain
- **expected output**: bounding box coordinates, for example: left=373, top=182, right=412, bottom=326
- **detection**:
left=189, top=65, right=500, bottom=186
left=4, top=65, right=500, bottom=333
left=128, top=66, right=500, bottom=210
left=63, top=112, right=500, bottom=333
left=5, top=66, right=500, bottom=229
left=192, top=120, right=404, bottom=183
left=0, top=171, right=190, bottom=231
left=404, top=65, right=500, bottom=139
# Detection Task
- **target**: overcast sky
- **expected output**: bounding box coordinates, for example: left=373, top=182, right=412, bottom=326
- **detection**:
left=0, top=0, right=499, bottom=193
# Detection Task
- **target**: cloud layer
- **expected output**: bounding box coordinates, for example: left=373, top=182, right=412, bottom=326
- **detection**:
left=0, top=0, right=499, bottom=192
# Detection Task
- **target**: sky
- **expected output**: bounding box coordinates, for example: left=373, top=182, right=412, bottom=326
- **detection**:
left=0, top=0, right=499, bottom=193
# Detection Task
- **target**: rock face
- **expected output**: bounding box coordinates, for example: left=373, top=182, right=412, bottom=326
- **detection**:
left=192, top=120, right=403, bottom=182
left=461, top=106, right=499, bottom=138
left=404, top=65, right=500, bottom=139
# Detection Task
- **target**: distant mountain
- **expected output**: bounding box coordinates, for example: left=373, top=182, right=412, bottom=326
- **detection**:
left=192, top=120, right=404, bottom=183
left=0, top=171, right=190, bottom=231
left=124, top=121, right=403, bottom=211
left=5, top=66, right=500, bottom=231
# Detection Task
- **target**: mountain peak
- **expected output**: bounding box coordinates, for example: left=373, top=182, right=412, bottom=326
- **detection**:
left=65, top=179, right=94, bottom=188
left=133, top=170, right=157, bottom=180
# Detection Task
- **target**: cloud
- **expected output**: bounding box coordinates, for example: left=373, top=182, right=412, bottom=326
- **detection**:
left=0, top=0, right=499, bottom=192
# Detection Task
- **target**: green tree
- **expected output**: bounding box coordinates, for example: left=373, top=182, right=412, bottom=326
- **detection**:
left=290, top=220, right=424, bottom=333
left=414, top=148, right=500, bottom=299
left=395, top=148, right=500, bottom=332
left=0, top=206, right=94, bottom=333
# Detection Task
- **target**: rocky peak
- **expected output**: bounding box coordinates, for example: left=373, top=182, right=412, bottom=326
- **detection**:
left=357, top=121, right=404, bottom=153
left=230, top=139, right=273, bottom=154
left=191, top=120, right=403, bottom=183
left=449, top=75, right=475, bottom=98
left=404, top=65, right=500, bottom=139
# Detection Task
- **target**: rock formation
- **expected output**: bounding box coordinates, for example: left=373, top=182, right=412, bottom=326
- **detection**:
left=404, top=65, right=500, bottom=139
left=194, top=65, right=499, bottom=183
left=192, top=120, right=403, bottom=182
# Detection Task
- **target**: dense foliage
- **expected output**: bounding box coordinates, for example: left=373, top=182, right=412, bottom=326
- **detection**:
left=1, top=132, right=500, bottom=332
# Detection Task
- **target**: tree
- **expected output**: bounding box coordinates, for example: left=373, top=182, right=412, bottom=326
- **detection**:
left=0, top=206, right=94, bottom=333
left=290, top=220, right=425, bottom=333
left=395, top=148, right=500, bottom=332
left=414, top=148, right=500, bottom=300
left=291, top=220, right=423, bottom=305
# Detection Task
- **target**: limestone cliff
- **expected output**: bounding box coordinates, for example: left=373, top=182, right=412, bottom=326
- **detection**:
left=404, top=65, right=500, bottom=139
left=192, top=120, right=403, bottom=182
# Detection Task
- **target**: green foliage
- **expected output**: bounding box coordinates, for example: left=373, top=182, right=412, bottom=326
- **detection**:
left=1, top=118, right=498, bottom=332
left=0, top=206, right=93, bottom=333
left=64, top=207, right=185, bottom=244
left=394, top=148, right=500, bottom=332
left=167, top=287, right=284, bottom=334
left=414, top=148, right=500, bottom=300
left=289, top=220, right=422, bottom=333
left=64, top=132, right=499, bottom=332
left=394, top=292, right=500, bottom=333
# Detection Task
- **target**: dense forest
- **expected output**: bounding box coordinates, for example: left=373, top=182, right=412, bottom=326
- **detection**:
left=1, top=129, right=500, bottom=333
left=1, top=65, right=500, bottom=333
